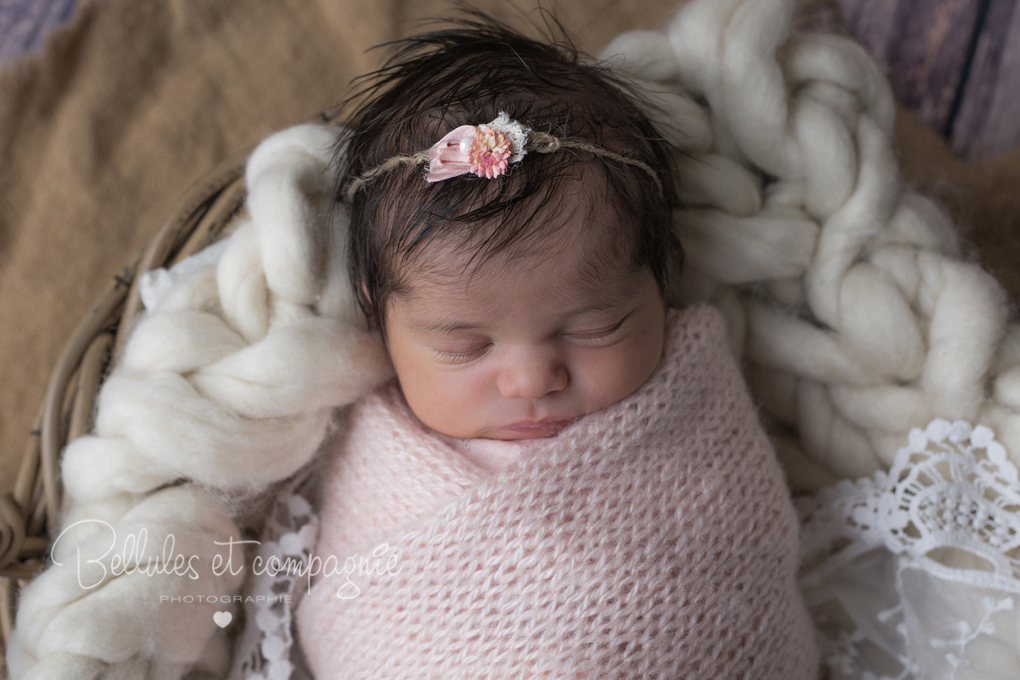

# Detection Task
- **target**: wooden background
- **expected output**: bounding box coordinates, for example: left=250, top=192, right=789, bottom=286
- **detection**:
left=0, top=0, right=77, bottom=63
left=839, top=0, right=1019, bottom=160
left=1, top=0, right=1017, bottom=160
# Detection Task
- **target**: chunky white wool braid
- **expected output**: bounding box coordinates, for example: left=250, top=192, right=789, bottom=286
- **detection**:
left=600, top=0, right=1018, bottom=491
left=6, top=125, right=394, bottom=680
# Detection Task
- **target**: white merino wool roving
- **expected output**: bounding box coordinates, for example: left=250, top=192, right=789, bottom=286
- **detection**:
left=6, top=125, right=394, bottom=680
left=600, top=0, right=1018, bottom=491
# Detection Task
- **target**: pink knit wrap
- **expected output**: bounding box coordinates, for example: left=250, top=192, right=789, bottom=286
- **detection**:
left=295, top=305, right=819, bottom=679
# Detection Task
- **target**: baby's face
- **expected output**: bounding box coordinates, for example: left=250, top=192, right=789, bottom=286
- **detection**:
left=382, top=221, right=667, bottom=440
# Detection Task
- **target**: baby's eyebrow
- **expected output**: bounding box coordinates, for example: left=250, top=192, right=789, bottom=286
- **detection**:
left=559, top=284, right=638, bottom=316
left=564, top=299, right=625, bottom=316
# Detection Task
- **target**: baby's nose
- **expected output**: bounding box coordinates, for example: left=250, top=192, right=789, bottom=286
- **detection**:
left=495, top=347, right=568, bottom=399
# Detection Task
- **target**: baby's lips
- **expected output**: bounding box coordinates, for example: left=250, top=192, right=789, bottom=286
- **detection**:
left=500, top=416, right=579, bottom=438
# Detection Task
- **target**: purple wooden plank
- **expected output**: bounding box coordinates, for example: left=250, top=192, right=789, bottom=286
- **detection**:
left=838, top=0, right=901, bottom=55
left=794, top=0, right=851, bottom=33
left=838, top=0, right=984, bottom=134
left=951, top=0, right=1020, bottom=160
left=0, top=0, right=81, bottom=63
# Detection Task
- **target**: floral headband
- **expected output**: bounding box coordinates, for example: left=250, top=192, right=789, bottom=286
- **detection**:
left=344, top=111, right=663, bottom=201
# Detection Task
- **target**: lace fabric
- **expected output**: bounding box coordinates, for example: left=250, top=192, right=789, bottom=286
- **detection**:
left=227, top=474, right=319, bottom=680
left=799, top=419, right=1020, bottom=679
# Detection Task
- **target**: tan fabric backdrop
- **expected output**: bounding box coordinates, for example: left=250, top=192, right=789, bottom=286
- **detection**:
left=0, top=0, right=1017, bottom=501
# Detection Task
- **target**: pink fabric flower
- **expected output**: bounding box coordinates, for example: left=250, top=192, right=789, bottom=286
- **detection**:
left=425, top=124, right=512, bottom=182
left=426, top=125, right=477, bottom=182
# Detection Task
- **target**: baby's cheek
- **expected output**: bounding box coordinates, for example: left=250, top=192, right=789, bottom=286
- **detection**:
left=404, top=362, right=493, bottom=436
left=574, top=339, right=663, bottom=413
left=437, top=367, right=490, bottom=413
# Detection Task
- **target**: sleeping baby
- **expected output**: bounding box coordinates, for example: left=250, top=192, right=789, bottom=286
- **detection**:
left=294, top=17, right=819, bottom=679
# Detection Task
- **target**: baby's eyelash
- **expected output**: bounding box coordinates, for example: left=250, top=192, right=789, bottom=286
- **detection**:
left=432, top=346, right=489, bottom=363
left=567, top=319, right=625, bottom=341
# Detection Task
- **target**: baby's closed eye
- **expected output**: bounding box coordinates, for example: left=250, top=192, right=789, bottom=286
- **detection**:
left=564, top=309, right=637, bottom=343
left=564, top=317, right=627, bottom=342
left=431, top=343, right=492, bottom=364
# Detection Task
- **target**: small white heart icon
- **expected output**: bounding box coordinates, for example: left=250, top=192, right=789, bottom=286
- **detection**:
left=213, top=611, right=232, bottom=628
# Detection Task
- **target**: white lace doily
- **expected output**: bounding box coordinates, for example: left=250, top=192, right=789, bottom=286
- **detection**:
left=799, top=419, right=1020, bottom=679
left=227, top=476, right=319, bottom=680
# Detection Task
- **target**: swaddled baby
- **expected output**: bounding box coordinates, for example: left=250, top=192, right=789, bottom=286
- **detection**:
left=295, top=18, right=818, bottom=679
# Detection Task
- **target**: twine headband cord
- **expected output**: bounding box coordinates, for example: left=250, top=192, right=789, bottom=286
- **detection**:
left=345, top=112, right=663, bottom=201
left=527, top=132, right=664, bottom=196
left=345, top=151, right=429, bottom=200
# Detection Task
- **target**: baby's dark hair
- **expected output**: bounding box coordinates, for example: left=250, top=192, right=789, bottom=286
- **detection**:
left=335, top=13, right=683, bottom=334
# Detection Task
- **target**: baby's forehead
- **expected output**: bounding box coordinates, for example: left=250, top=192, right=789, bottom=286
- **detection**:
left=399, top=219, right=640, bottom=310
